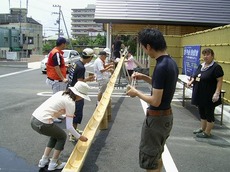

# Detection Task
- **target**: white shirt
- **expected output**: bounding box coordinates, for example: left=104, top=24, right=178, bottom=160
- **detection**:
left=94, top=57, right=110, bottom=81
left=32, top=91, right=80, bottom=139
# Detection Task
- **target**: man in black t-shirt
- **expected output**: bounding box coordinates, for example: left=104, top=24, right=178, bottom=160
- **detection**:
left=112, top=35, right=125, bottom=60
left=126, top=29, right=178, bottom=171
left=67, top=48, right=95, bottom=141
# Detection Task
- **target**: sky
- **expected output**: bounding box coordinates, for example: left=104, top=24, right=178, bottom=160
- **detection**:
left=0, top=0, right=96, bottom=37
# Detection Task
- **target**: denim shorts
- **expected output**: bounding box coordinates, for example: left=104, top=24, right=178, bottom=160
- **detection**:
left=46, top=78, right=67, bottom=94
left=139, top=115, right=173, bottom=170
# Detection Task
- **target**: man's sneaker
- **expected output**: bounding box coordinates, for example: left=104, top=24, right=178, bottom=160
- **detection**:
left=48, top=160, right=66, bottom=171
left=76, top=128, right=83, bottom=134
left=38, top=158, right=49, bottom=168
left=53, top=118, right=62, bottom=123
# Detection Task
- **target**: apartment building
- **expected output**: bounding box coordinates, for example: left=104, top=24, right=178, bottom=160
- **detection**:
left=0, top=8, right=43, bottom=59
left=71, top=4, right=104, bottom=38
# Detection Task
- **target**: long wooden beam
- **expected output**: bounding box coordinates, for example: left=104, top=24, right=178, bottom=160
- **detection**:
left=62, top=48, right=128, bottom=172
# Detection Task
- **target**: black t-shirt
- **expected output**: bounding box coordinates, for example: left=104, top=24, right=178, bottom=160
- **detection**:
left=191, top=62, right=224, bottom=107
left=149, top=55, right=179, bottom=110
left=113, top=40, right=122, bottom=52
left=68, top=60, right=85, bottom=87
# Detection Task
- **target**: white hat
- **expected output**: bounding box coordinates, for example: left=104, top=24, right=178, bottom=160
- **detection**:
left=69, top=81, right=91, bottom=101
left=82, top=48, right=95, bottom=58
left=103, top=48, right=111, bottom=55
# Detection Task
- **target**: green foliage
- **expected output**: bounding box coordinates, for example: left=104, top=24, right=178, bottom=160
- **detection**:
left=76, top=35, right=90, bottom=45
left=112, top=35, right=137, bottom=55
left=92, top=34, right=106, bottom=46
left=126, top=35, right=137, bottom=55
left=42, top=41, right=55, bottom=54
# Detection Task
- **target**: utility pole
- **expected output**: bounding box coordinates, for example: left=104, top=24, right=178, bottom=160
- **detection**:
left=53, top=5, right=61, bottom=37
left=52, top=4, right=73, bottom=49
left=60, top=10, right=72, bottom=49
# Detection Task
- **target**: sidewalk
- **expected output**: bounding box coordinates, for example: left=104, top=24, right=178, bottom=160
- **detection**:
left=177, top=82, right=230, bottom=127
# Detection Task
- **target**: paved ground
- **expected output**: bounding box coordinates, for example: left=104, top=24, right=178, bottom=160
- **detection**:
left=0, top=61, right=230, bottom=172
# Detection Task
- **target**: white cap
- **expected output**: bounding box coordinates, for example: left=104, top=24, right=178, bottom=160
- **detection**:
left=82, top=48, right=95, bottom=58
left=103, top=48, right=111, bottom=55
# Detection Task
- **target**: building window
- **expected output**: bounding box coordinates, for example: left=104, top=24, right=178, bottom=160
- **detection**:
left=4, top=37, right=9, bottom=43
left=28, top=37, right=34, bottom=44
left=13, top=36, right=18, bottom=42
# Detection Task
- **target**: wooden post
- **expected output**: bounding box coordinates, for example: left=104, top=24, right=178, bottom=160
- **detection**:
left=107, top=99, right=112, bottom=121
left=99, top=110, right=108, bottom=130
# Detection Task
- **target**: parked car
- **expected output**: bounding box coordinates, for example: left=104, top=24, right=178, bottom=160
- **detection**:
left=40, top=49, right=80, bottom=74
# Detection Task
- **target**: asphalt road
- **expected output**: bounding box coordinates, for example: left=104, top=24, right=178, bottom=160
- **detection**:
left=0, top=64, right=230, bottom=172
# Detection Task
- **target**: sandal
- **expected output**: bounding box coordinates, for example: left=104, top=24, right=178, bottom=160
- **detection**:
left=193, top=128, right=203, bottom=134
left=196, top=132, right=211, bottom=138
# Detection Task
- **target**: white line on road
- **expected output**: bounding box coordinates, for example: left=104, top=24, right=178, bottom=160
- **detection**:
left=140, top=99, right=178, bottom=172
left=0, top=68, right=37, bottom=78
left=37, top=92, right=129, bottom=98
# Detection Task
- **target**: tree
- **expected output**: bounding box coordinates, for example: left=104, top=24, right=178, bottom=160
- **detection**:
left=92, top=34, right=106, bottom=46
left=42, top=41, right=55, bottom=54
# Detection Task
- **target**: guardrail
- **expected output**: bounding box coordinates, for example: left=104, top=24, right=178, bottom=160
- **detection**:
left=62, top=48, right=129, bottom=172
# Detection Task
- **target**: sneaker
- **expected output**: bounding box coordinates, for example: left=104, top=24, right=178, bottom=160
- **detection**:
left=53, top=118, right=62, bottom=123
left=196, top=132, right=212, bottom=138
left=69, top=135, right=77, bottom=142
left=76, top=128, right=83, bottom=134
left=58, top=114, right=66, bottom=120
left=48, top=160, right=66, bottom=171
left=38, top=158, right=49, bottom=168
left=193, top=128, right=203, bottom=134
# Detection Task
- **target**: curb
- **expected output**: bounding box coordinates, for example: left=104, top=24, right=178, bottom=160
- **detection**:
left=0, top=61, right=28, bottom=68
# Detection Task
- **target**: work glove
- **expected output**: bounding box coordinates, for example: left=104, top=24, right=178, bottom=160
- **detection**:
left=212, top=92, right=220, bottom=103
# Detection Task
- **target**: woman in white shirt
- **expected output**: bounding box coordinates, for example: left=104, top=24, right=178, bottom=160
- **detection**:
left=31, top=81, right=91, bottom=171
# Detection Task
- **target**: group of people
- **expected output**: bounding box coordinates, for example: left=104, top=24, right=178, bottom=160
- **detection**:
left=30, top=37, right=115, bottom=170
left=30, top=29, right=224, bottom=172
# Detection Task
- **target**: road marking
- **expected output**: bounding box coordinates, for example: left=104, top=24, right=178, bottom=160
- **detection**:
left=140, top=99, right=178, bottom=172
left=37, top=91, right=130, bottom=98
left=0, top=68, right=36, bottom=78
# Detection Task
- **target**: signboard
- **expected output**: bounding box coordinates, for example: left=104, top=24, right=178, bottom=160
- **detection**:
left=182, top=45, right=201, bottom=76
left=6, top=52, right=18, bottom=60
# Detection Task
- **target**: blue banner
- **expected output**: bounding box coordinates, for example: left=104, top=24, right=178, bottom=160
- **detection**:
left=182, top=45, right=201, bottom=76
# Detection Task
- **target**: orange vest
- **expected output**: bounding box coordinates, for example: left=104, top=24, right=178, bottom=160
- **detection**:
left=47, top=47, right=66, bottom=80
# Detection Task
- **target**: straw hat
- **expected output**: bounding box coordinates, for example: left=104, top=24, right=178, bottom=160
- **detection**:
left=69, top=81, right=91, bottom=101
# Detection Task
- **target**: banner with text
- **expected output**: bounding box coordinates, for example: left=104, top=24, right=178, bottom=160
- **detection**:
left=182, top=45, right=201, bottom=76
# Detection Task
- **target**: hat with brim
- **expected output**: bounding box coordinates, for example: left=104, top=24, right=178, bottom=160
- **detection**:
left=103, top=48, right=111, bottom=55
left=82, top=48, right=95, bottom=58
left=69, top=81, right=91, bottom=101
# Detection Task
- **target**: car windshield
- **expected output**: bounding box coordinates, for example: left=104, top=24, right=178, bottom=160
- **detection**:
left=63, top=51, right=70, bottom=58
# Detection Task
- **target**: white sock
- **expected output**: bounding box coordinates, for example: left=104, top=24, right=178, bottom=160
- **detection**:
left=50, top=158, right=58, bottom=163
left=42, top=155, right=49, bottom=160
